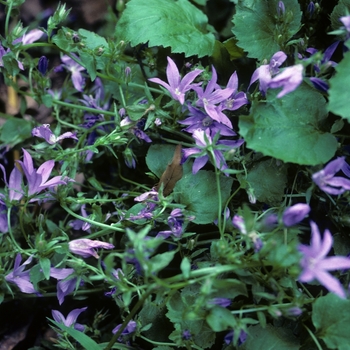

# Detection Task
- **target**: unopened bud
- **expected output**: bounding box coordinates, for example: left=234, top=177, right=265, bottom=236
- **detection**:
left=38, top=56, right=48, bottom=75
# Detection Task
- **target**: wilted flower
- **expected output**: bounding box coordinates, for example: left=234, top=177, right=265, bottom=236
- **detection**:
left=32, top=124, right=78, bottom=144
left=149, top=56, right=203, bottom=105
left=312, top=157, right=350, bottom=195
left=283, top=203, right=310, bottom=227
left=52, top=307, right=87, bottom=332
left=5, top=254, right=38, bottom=294
left=298, top=221, right=350, bottom=298
left=69, top=238, right=114, bottom=259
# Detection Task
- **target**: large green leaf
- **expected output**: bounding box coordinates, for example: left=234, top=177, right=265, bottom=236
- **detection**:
left=232, top=0, right=301, bottom=60
left=246, top=159, right=287, bottom=205
left=239, top=83, right=337, bottom=165
left=328, top=49, right=350, bottom=122
left=173, top=170, right=233, bottom=224
left=115, top=0, right=215, bottom=57
left=0, top=118, right=32, bottom=147
left=312, top=294, right=350, bottom=350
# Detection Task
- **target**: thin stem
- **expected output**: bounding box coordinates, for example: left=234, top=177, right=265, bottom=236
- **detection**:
left=303, top=324, right=323, bottom=350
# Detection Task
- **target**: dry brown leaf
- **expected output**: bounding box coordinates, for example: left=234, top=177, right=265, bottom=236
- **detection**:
left=155, top=144, right=183, bottom=196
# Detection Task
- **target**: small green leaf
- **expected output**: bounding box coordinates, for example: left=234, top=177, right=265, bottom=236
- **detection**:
left=50, top=320, right=101, bottom=350
left=115, top=0, right=215, bottom=57
left=232, top=0, right=302, bottom=60
left=206, top=306, right=237, bottom=331
left=149, top=251, right=176, bottom=274
left=239, top=83, right=337, bottom=165
left=39, top=257, right=51, bottom=280
left=180, top=257, right=191, bottom=279
left=312, top=294, right=350, bottom=350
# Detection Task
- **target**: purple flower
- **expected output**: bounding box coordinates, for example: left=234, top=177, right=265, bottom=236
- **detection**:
left=17, top=149, right=70, bottom=197
left=69, top=204, right=91, bottom=232
left=277, top=1, right=285, bottom=16
left=340, top=15, right=350, bottom=33
left=267, top=64, right=304, bottom=98
left=0, top=196, right=8, bottom=233
left=0, top=163, right=24, bottom=201
left=50, top=267, right=77, bottom=305
left=249, top=51, right=287, bottom=95
left=312, top=157, right=350, bottom=195
left=69, top=238, right=114, bottom=259
left=5, top=254, right=38, bottom=294
left=112, top=320, right=137, bottom=338
left=309, top=77, right=329, bottom=93
left=157, top=208, right=185, bottom=239
left=32, top=124, right=78, bottom=144
left=0, top=44, right=23, bottom=70
left=179, top=105, right=236, bottom=136
left=58, top=55, right=85, bottom=92
left=298, top=221, right=350, bottom=298
left=224, top=330, right=247, bottom=346
left=193, top=66, right=234, bottom=127
left=182, top=329, right=191, bottom=340
left=208, top=298, right=231, bottom=308
left=52, top=307, right=87, bottom=332
left=149, top=57, right=203, bottom=105
left=17, top=29, right=44, bottom=45
left=181, top=129, right=244, bottom=175
left=283, top=203, right=310, bottom=227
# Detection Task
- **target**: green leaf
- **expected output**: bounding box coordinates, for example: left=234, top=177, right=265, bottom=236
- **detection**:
left=245, top=159, right=287, bottom=205
left=328, top=50, right=350, bottom=121
left=149, top=250, right=176, bottom=274
left=50, top=320, right=101, bottom=350
left=146, top=144, right=191, bottom=178
left=239, top=83, right=337, bottom=165
left=232, top=0, right=302, bottom=60
left=330, top=0, right=350, bottom=30
left=312, top=294, right=350, bottom=350
left=180, top=257, right=191, bottom=279
left=78, top=28, right=108, bottom=50
left=0, top=118, right=32, bottom=147
left=206, top=306, right=237, bottom=331
left=39, top=257, right=51, bottom=280
left=173, top=170, right=233, bottom=224
left=241, top=324, right=299, bottom=350
left=115, top=0, right=215, bottom=57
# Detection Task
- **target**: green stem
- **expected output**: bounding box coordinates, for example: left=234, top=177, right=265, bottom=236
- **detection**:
left=7, top=207, right=30, bottom=255
left=104, top=286, right=155, bottom=350
left=61, top=203, right=125, bottom=233
left=303, top=324, right=323, bottom=350
left=4, top=2, right=12, bottom=38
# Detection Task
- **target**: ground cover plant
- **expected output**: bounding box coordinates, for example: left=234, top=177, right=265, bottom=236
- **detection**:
left=1, top=0, right=350, bottom=349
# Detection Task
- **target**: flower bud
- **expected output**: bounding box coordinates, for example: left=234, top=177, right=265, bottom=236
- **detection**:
left=38, top=56, right=48, bottom=75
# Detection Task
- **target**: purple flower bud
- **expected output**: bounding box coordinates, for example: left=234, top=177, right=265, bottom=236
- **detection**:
left=283, top=203, right=310, bottom=227
left=125, top=66, right=131, bottom=77
left=307, top=2, right=315, bottom=16
left=309, top=77, right=329, bottom=93
left=38, top=56, right=48, bottom=75
left=208, top=298, right=231, bottom=308
left=277, top=1, right=285, bottom=16
left=182, top=329, right=191, bottom=340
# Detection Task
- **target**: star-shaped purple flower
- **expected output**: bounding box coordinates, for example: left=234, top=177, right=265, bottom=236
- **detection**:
left=52, top=307, right=87, bottom=332
left=312, top=157, right=350, bottom=195
left=149, top=56, right=203, bottom=105
left=5, top=254, right=38, bottom=294
left=32, top=124, right=78, bottom=145
left=50, top=267, right=77, bottom=305
left=298, top=221, right=350, bottom=298
left=17, top=149, right=71, bottom=197
left=57, top=55, right=85, bottom=92
left=193, top=66, right=234, bottom=127
left=182, top=129, right=244, bottom=175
